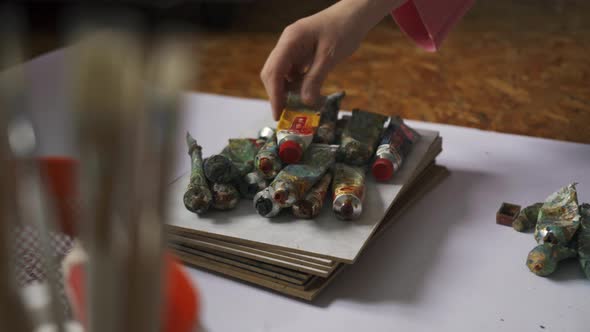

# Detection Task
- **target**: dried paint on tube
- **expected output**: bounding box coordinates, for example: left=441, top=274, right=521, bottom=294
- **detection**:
left=183, top=132, right=212, bottom=214
left=372, top=116, right=420, bottom=181
left=292, top=172, right=332, bottom=219
left=314, top=91, right=345, bottom=144
left=203, top=138, right=263, bottom=183
left=276, top=93, right=321, bottom=164
left=332, top=163, right=366, bottom=221
left=270, top=144, right=336, bottom=208
left=211, top=183, right=240, bottom=210
left=254, top=132, right=282, bottom=180
left=339, top=109, right=387, bottom=166
left=253, top=187, right=281, bottom=218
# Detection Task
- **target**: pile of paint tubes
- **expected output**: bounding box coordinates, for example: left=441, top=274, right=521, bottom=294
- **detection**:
left=183, top=91, right=421, bottom=221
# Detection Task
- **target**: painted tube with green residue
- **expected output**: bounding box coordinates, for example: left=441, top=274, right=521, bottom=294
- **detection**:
left=183, top=132, right=212, bottom=214
left=270, top=144, right=336, bottom=208
left=512, top=202, right=543, bottom=232
left=203, top=138, right=263, bottom=183
left=339, top=109, right=387, bottom=166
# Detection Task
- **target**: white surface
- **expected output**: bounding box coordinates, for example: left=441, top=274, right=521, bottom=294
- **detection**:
left=16, top=50, right=590, bottom=332
left=168, top=125, right=438, bottom=263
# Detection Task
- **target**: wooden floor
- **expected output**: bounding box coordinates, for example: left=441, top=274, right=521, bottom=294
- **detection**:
left=18, top=0, right=590, bottom=143
left=194, top=0, right=590, bottom=143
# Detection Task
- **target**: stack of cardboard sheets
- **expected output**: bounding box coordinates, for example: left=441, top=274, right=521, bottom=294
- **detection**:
left=165, top=127, right=446, bottom=301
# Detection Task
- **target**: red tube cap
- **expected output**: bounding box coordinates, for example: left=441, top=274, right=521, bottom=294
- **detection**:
left=372, top=158, right=394, bottom=182
left=279, top=140, right=303, bottom=164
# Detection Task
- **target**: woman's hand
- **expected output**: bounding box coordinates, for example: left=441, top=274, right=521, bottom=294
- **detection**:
left=261, top=0, right=405, bottom=120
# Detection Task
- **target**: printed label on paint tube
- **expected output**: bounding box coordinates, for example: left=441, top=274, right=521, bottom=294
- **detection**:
left=333, top=164, right=365, bottom=201
left=277, top=109, right=321, bottom=151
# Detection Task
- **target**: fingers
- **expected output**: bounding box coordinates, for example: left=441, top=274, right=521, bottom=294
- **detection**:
left=300, top=45, right=334, bottom=107
left=261, top=23, right=314, bottom=120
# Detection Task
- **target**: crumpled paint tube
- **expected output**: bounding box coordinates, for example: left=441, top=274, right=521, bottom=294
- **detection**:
left=211, top=183, right=240, bottom=210
left=292, top=172, right=332, bottom=219
left=334, top=115, right=351, bottom=145
left=253, top=187, right=281, bottom=218
left=534, top=183, right=580, bottom=246
left=526, top=242, right=577, bottom=277
left=332, top=163, right=366, bottom=221
left=314, top=91, right=345, bottom=144
left=512, top=202, right=543, bottom=232
left=203, top=138, right=263, bottom=183
left=339, top=109, right=387, bottom=166
left=183, top=132, right=212, bottom=214
left=578, top=203, right=590, bottom=279
left=254, top=132, right=282, bottom=180
left=270, top=144, right=336, bottom=208
left=372, top=116, right=420, bottom=181
left=276, top=93, right=321, bottom=164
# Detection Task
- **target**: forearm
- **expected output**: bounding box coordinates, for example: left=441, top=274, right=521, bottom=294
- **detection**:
left=333, top=0, right=407, bottom=36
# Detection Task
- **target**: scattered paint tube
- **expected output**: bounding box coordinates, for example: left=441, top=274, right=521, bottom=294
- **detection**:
left=203, top=138, right=262, bottom=183
left=183, top=132, right=213, bottom=214
left=512, top=202, right=543, bottom=232
left=526, top=243, right=577, bottom=277
left=372, top=117, right=421, bottom=181
left=578, top=203, right=590, bottom=279
left=314, top=91, right=345, bottom=144
left=332, top=163, right=366, bottom=221
left=253, top=187, right=281, bottom=218
left=276, top=93, right=321, bottom=164
left=339, top=109, right=387, bottom=166
left=254, top=132, right=282, bottom=179
left=534, top=183, right=580, bottom=246
left=211, top=183, right=240, bottom=210
left=292, top=172, right=332, bottom=219
left=270, top=144, right=336, bottom=208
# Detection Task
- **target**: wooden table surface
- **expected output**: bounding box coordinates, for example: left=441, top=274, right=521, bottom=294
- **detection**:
left=20, top=0, right=590, bottom=144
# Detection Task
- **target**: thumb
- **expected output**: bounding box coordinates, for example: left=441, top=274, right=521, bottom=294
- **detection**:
left=300, top=52, right=332, bottom=107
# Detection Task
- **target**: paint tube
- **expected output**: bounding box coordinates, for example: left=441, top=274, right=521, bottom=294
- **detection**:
left=203, top=138, right=262, bottom=183
left=183, top=132, right=212, bottom=214
left=254, top=132, right=282, bottom=179
left=534, top=183, right=580, bottom=246
left=276, top=93, right=321, bottom=164
left=253, top=187, right=281, bottom=218
left=578, top=203, right=590, bottom=280
left=526, top=243, right=577, bottom=277
left=211, top=183, right=240, bottom=210
left=339, top=109, right=387, bottom=166
left=334, top=115, right=351, bottom=145
left=270, top=144, right=336, bottom=208
left=512, top=202, right=543, bottom=232
left=372, top=116, right=421, bottom=181
left=258, top=126, right=276, bottom=141
left=332, top=163, right=366, bottom=220
left=292, top=172, right=332, bottom=219
left=238, top=171, right=269, bottom=199
left=314, top=91, right=345, bottom=144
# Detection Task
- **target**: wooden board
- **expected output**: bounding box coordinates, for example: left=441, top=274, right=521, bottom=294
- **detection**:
left=168, top=234, right=335, bottom=277
left=167, top=230, right=336, bottom=269
left=176, top=164, right=449, bottom=301
left=166, top=129, right=440, bottom=263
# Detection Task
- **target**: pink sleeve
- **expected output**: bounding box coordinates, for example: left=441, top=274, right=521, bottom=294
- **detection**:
left=392, top=0, right=475, bottom=52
